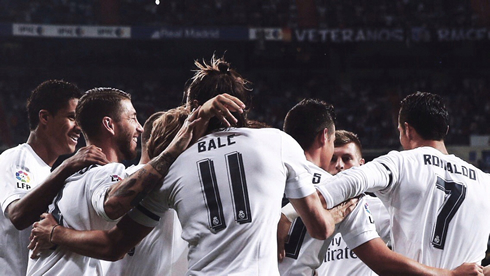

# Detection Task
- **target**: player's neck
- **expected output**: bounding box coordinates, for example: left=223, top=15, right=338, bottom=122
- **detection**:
left=86, top=139, right=121, bottom=163
left=411, top=139, right=448, bottom=155
left=304, top=148, right=322, bottom=168
left=26, top=130, right=57, bottom=166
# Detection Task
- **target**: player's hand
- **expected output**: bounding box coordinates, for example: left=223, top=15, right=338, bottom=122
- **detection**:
left=165, top=106, right=202, bottom=158
left=483, top=265, right=490, bottom=276
left=329, top=197, right=358, bottom=224
left=198, top=93, right=245, bottom=127
left=63, top=145, right=109, bottom=174
left=277, top=213, right=292, bottom=263
left=28, top=213, right=58, bottom=259
left=451, top=262, right=484, bottom=276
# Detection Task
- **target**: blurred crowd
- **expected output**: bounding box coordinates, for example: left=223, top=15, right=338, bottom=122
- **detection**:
left=1, top=70, right=488, bottom=153
left=1, top=0, right=488, bottom=28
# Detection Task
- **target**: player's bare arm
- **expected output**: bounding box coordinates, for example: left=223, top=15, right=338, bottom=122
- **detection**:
left=7, top=145, right=109, bottom=230
left=30, top=213, right=152, bottom=261
left=353, top=237, right=483, bottom=276
left=103, top=108, right=201, bottom=220
left=289, top=192, right=338, bottom=240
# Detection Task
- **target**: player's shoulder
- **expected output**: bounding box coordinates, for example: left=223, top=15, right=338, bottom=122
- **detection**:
left=230, top=127, right=286, bottom=138
left=0, top=143, right=44, bottom=168
left=68, top=162, right=125, bottom=181
left=377, top=147, right=436, bottom=164
left=87, top=162, right=126, bottom=176
left=125, top=164, right=144, bottom=177
left=0, top=143, right=29, bottom=159
left=307, top=162, right=332, bottom=177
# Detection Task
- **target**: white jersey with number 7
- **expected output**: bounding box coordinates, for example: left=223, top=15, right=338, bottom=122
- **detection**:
left=317, top=146, right=490, bottom=269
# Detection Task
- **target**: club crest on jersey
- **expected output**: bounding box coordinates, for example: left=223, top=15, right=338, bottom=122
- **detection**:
left=16, top=170, right=31, bottom=183
left=110, top=175, right=122, bottom=182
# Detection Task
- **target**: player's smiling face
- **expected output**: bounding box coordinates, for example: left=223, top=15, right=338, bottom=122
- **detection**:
left=47, top=98, right=81, bottom=156
left=114, top=99, right=143, bottom=161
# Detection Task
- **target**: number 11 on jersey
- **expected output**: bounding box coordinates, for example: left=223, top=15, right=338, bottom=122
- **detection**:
left=198, top=152, right=252, bottom=233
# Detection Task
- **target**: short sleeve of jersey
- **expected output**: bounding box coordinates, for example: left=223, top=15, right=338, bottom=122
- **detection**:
left=90, top=163, right=126, bottom=222
left=369, top=150, right=403, bottom=197
left=337, top=196, right=379, bottom=249
left=281, top=133, right=316, bottom=199
left=0, top=146, right=50, bottom=215
left=0, top=163, right=27, bottom=213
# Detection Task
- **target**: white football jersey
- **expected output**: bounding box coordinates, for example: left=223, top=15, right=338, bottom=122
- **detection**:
left=317, top=146, right=490, bottom=268
left=279, top=163, right=379, bottom=276
left=316, top=195, right=390, bottom=276
left=0, top=144, right=51, bottom=276
left=129, top=128, right=316, bottom=275
left=101, top=165, right=188, bottom=276
left=27, top=163, right=126, bottom=276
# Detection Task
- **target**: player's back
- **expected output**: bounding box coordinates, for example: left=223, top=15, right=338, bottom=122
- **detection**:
left=138, top=127, right=314, bottom=275
left=374, top=146, right=490, bottom=268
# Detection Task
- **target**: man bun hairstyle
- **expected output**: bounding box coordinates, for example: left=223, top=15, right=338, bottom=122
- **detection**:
left=185, top=55, right=252, bottom=132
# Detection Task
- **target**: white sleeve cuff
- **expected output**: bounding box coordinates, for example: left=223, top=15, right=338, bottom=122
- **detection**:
left=281, top=203, right=299, bottom=222
left=315, top=185, right=335, bottom=209
left=92, top=186, right=119, bottom=222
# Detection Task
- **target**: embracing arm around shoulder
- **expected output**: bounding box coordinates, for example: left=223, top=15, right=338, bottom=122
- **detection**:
left=8, top=146, right=108, bottom=230
left=289, top=192, right=335, bottom=240
left=30, top=213, right=153, bottom=261
left=316, top=161, right=392, bottom=209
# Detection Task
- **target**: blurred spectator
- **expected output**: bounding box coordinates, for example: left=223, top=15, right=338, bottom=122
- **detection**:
left=0, top=0, right=487, bottom=28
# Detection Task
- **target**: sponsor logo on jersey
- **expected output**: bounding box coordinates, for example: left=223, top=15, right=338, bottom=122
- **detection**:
left=325, top=236, right=359, bottom=262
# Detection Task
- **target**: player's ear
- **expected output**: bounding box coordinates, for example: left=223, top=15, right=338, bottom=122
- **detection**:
left=38, top=109, right=50, bottom=126
left=318, top=128, right=329, bottom=145
left=102, top=116, right=115, bottom=135
left=359, top=158, right=365, bottom=165
left=403, top=122, right=412, bottom=140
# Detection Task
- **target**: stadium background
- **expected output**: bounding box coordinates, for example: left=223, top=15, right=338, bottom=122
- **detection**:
left=0, top=0, right=489, bottom=263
